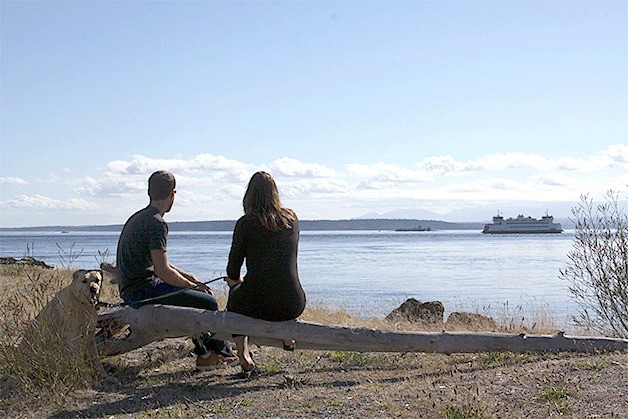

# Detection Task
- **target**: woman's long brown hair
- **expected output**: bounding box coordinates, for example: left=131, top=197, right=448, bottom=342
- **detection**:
left=243, top=171, right=297, bottom=231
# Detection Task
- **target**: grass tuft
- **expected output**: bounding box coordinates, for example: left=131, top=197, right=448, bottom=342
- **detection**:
left=281, top=373, right=303, bottom=389
left=578, top=360, right=608, bottom=371
left=330, top=351, right=388, bottom=366
left=480, top=351, right=533, bottom=364
left=441, top=405, right=489, bottom=419
left=541, top=385, right=572, bottom=414
left=541, top=385, right=570, bottom=401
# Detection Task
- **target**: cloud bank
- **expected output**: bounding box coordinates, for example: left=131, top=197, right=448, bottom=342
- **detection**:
left=1, top=144, right=627, bottom=227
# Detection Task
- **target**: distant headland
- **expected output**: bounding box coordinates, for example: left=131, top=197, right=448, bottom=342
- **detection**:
left=0, top=219, right=487, bottom=232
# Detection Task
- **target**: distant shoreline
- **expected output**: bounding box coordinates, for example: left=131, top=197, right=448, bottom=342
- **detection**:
left=0, top=218, right=488, bottom=232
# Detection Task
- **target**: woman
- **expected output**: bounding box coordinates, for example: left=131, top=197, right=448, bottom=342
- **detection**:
left=225, top=171, right=306, bottom=378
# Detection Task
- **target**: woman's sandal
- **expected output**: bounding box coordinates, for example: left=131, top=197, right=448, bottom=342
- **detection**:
left=282, top=339, right=296, bottom=352
left=236, top=365, right=261, bottom=379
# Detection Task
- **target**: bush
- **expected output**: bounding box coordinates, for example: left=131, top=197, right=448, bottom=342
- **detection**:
left=560, top=190, right=628, bottom=338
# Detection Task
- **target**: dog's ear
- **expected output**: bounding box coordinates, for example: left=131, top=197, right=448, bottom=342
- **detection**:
left=72, top=269, right=89, bottom=283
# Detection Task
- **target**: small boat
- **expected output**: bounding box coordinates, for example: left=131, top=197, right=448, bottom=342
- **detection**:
left=61, top=230, right=69, bottom=234
left=395, top=226, right=431, bottom=232
left=482, top=212, right=562, bottom=234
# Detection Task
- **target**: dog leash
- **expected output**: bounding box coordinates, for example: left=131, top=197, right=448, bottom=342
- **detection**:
left=98, top=275, right=228, bottom=309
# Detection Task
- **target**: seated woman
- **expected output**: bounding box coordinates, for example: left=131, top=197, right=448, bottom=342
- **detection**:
left=224, top=171, right=307, bottom=378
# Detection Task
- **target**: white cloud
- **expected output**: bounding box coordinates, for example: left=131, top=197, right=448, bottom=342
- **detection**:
left=483, top=178, right=520, bottom=191
left=269, top=157, right=337, bottom=178
left=416, top=144, right=628, bottom=175
left=420, top=152, right=553, bottom=173
left=356, top=179, right=398, bottom=190
left=419, top=155, right=459, bottom=174
left=82, top=154, right=256, bottom=199
left=0, top=177, right=27, bottom=185
left=530, top=172, right=574, bottom=187
left=214, top=184, right=247, bottom=200
left=346, top=162, right=432, bottom=184
left=192, top=154, right=255, bottom=176
left=0, top=195, right=98, bottom=211
left=107, top=155, right=190, bottom=174
left=108, top=154, right=254, bottom=178
left=177, top=185, right=245, bottom=204
left=596, top=143, right=628, bottom=166
left=71, top=175, right=145, bottom=197
left=555, top=157, right=590, bottom=171
left=280, top=178, right=351, bottom=197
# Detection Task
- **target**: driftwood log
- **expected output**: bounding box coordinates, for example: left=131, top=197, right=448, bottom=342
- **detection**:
left=98, top=263, right=628, bottom=357
left=97, top=305, right=628, bottom=357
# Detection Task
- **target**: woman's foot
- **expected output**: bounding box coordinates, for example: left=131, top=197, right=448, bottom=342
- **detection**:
left=236, top=364, right=261, bottom=379
left=238, top=350, right=255, bottom=369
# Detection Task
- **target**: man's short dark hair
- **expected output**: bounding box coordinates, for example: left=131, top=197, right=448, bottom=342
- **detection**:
left=148, top=170, right=176, bottom=200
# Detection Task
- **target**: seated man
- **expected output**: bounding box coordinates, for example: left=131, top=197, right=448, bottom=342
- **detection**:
left=116, top=170, right=236, bottom=370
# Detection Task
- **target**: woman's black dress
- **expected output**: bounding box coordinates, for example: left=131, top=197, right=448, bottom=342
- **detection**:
left=226, top=214, right=306, bottom=321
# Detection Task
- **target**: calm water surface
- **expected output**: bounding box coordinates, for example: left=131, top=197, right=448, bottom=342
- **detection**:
left=0, top=230, right=578, bottom=321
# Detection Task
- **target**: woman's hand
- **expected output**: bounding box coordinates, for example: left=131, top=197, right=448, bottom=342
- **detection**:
left=224, top=276, right=243, bottom=289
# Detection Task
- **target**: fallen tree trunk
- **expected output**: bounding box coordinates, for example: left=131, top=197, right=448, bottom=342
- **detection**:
left=98, top=262, right=628, bottom=356
left=97, top=305, right=628, bottom=357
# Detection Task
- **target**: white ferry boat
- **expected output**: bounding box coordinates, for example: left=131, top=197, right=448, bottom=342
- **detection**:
left=482, top=212, right=563, bottom=234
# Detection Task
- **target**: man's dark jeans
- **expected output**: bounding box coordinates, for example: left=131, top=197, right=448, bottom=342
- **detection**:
left=124, top=277, right=233, bottom=357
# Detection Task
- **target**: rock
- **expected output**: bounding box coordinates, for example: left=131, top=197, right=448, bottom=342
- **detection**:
left=446, top=312, right=497, bottom=331
left=385, top=298, right=444, bottom=324
left=0, top=257, right=54, bottom=269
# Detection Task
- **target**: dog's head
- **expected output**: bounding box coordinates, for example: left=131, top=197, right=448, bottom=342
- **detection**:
left=70, top=269, right=103, bottom=308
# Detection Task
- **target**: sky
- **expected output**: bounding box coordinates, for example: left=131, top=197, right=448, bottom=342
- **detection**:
left=1, top=1, right=627, bottom=228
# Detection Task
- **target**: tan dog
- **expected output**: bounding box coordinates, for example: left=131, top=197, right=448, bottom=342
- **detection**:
left=20, top=269, right=113, bottom=382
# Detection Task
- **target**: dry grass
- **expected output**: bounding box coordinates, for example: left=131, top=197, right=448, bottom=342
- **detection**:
left=0, top=266, right=108, bottom=398
left=1, top=265, right=626, bottom=418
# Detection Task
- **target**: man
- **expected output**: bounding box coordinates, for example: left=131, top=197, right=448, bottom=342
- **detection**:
left=116, top=170, right=237, bottom=369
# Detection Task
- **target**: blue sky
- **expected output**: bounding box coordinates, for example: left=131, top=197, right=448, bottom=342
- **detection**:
left=1, top=1, right=626, bottom=227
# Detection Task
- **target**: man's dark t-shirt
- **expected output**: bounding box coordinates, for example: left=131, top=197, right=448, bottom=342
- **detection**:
left=116, top=205, right=167, bottom=300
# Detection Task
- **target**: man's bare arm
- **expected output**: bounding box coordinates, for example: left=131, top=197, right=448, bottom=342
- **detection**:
left=151, top=249, right=199, bottom=289
left=170, top=264, right=196, bottom=281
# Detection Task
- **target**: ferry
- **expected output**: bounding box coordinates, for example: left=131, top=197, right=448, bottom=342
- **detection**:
left=482, top=212, right=563, bottom=234
left=395, top=226, right=431, bottom=232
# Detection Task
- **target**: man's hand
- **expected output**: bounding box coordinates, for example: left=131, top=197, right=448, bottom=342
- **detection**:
left=195, top=282, right=214, bottom=296
left=168, top=262, right=213, bottom=294
left=153, top=250, right=205, bottom=290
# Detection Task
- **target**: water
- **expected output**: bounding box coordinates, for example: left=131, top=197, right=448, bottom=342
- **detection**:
left=0, top=229, right=579, bottom=322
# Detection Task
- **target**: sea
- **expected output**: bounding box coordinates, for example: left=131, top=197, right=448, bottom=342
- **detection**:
left=0, top=229, right=580, bottom=324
